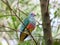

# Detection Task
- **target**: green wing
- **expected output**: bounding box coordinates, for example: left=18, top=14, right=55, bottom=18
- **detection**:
left=20, top=18, right=29, bottom=32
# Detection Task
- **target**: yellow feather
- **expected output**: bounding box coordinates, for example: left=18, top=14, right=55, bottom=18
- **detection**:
left=20, top=32, right=28, bottom=41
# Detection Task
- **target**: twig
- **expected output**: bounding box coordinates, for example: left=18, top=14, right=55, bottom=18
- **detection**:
left=29, top=5, right=38, bottom=13
left=0, top=25, right=18, bottom=32
left=0, top=15, right=14, bottom=16
left=53, top=33, right=60, bottom=38
left=17, top=8, right=28, bottom=16
left=36, top=20, right=42, bottom=25
left=3, top=37, right=10, bottom=45
left=1, top=0, right=37, bottom=45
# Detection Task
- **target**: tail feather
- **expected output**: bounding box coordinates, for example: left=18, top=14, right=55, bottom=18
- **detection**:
left=20, top=32, right=28, bottom=41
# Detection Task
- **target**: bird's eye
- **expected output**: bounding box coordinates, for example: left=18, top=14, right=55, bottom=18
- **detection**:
left=31, top=13, right=34, bottom=16
left=31, top=13, right=33, bottom=15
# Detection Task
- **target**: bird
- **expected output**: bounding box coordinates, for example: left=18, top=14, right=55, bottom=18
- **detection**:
left=20, top=12, right=36, bottom=41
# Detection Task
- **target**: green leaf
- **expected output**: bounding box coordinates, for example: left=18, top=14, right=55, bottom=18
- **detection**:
left=54, top=11, right=57, bottom=18
left=11, top=16, right=16, bottom=22
left=8, top=21, right=14, bottom=28
left=53, top=39, right=60, bottom=45
left=37, top=25, right=42, bottom=31
left=0, top=42, right=2, bottom=45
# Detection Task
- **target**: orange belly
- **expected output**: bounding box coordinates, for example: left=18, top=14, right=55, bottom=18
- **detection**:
left=27, top=23, right=35, bottom=32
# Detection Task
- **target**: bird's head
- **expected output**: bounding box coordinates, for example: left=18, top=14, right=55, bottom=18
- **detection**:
left=29, top=12, right=36, bottom=17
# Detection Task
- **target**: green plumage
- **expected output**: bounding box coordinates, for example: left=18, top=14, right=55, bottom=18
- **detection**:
left=20, top=18, right=29, bottom=32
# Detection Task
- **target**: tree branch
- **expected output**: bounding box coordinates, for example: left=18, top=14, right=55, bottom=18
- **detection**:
left=0, top=25, right=19, bottom=32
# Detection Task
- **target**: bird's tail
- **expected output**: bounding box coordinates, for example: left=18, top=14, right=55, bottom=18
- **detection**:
left=20, top=32, right=28, bottom=41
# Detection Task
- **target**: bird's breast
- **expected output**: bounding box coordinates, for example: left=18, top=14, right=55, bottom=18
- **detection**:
left=26, top=23, right=35, bottom=32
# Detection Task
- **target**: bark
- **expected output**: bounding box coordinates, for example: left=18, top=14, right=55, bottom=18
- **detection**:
left=40, top=0, right=53, bottom=45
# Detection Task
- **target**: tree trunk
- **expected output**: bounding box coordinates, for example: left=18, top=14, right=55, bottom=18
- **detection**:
left=40, top=0, right=53, bottom=45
